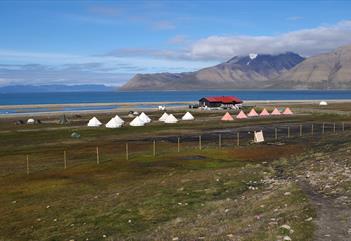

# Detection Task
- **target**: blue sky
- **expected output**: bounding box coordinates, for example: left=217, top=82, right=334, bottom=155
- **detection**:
left=1, top=0, right=351, bottom=86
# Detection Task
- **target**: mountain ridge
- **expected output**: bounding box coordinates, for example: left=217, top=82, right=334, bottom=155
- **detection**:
left=120, top=52, right=305, bottom=90
left=120, top=45, right=351, bottom=90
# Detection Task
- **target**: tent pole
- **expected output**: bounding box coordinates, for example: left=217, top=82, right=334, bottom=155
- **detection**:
left=342, top=122, right=345, bottom=132
left=333, top=123, right=336, bottom=133
left=236, top=132, right=240, bottom=147
left=311, top=124, right=314, bottom=136
left=287, top=126, right=290, bottom=138
left=153, top=140, right=156, bottom=157
left=322, top=122, right=325, bottom=134
left=300, top=124, right=302, bottom=137
left=275, top=128, right=277, bottom=140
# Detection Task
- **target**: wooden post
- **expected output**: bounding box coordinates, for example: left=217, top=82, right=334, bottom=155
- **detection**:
left=64, top=150, right=67, bottom=169
left=342, top=122, right=345, bottom=132
left=311, top=124, right=314, bottom=136
left=300, top=124, right=302, bottom=137
left=96, top=146, right=100, bottom=164
left=199, top=135, right=202, bottom=150
left=26, top=155, right=29, bottom=175
left=275, top=128, right=277, bottom=140
left=219, top=134, right=222, bottom=149
left=126, top=143, right=129, bottom=160
left=287, top=126, right=290, bottom=138
left=153, top=140, right=156, bottom=157
left=177, top=137, right=180, bottom=153
left=236, top=132, right=240, bottom=146
left=322, top=122, right=325, bottom=134
left=333, top=122, right=336, bottom=133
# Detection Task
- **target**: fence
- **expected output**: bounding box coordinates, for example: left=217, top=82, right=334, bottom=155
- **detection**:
left=1, top=121, right=349, bottom=176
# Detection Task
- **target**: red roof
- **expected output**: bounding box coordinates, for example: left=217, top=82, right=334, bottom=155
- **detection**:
left=201, top=96, right=242, bottom=104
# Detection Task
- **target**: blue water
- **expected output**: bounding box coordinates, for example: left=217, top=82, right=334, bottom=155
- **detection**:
left=1, top=90, right=351, bottom=106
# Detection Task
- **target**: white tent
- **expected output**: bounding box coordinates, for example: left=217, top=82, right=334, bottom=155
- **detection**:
left=114, top=115, right=125, bottom=124
left=181, top=112, right=195, bottom=120
left=105, top=118, right=122, bottom=128
left=139, top=112, right=151, bottom=123
left=159, top=112, right=169, bottom=122
left=87, top=117, right=102, bottom=127
left=164, top=114, right=178, bottom=124
left=129, top=116, right=145, bottom=126
left=319, top=101, right=328, bottom=106
left=27, top=118, right=35, bottom=124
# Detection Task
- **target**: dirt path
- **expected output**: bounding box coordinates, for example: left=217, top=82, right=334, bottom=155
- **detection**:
left=299, top=181, right=351, bottom=241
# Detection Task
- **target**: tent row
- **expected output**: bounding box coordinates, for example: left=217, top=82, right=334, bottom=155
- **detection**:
left=221, top=107, right=293, bottom=121
left=87, top=111, right=195, bottom=128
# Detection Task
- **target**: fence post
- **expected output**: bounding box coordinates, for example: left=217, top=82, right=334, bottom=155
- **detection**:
left=219, top=134, right=222, bottom=149
left=153, top=140, right=156, bottom=157
left=199, top=135, right=202, bottom=150
left=26, top=155, right=29, bottom=175
left=287, top=126, right=290, bottom=138
left=300, top=124, right=302, bottom=137
left=126, top=143, right=129, bottom=160
left=322, top=122, right=325, bottom=134
left=311, top=124, right=314, bottom=136
left=342, top=122, right=345, bottom=132
left=275, top=128, right=277, bottom=140
left=236, top=132, right=240, bottom=146
left=177, top=137, right=180, bottom=153
left=64, top=150, right=67, bottom=169
left=96, top=146, right=100, bottom=164
left=333, top=122, right=336, bottom=133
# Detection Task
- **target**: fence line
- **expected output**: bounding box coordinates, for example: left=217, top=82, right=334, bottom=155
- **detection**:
left=1, top=121, right=348, bottom=176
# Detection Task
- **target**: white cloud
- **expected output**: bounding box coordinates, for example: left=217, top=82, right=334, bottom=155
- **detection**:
left=188, top=20, right=351, bottom=60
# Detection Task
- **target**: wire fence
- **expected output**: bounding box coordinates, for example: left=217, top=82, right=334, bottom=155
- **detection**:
left=1, top=121, right=349, bottom=177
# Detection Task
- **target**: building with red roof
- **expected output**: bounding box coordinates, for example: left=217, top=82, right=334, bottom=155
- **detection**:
left=199, top=96, right=243, bottom=108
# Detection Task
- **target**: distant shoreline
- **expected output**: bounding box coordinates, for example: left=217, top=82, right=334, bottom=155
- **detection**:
left=1, top=99, right=351, bottom=118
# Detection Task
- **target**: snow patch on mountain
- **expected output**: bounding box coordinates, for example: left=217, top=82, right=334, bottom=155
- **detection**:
left=249, top=53, right=258, bottom=60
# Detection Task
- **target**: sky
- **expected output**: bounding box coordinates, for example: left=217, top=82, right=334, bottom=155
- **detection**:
left=1, top=0, right=351, bottom=87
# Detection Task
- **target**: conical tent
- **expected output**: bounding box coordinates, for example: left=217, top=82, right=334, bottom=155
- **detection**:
left=282, top=107, right=293, bottom=115
left=114, top=115, right=125, bottom=124
left=260, top=108, right=270, bottom=116
left=182, top=112, right=194, bottom=120
left=139, top=112, right=151, bottom=123
left=164, top=114, right=178, bottom=123
left=129, top=116, right=145, bottom=126
left=87, top=117, right=102, bottom=127
left=271, top=108, right=281, bottom=115
left=236, top=110, right=248, bottom=119
left=221, top=112, right=234, bottom=121
left=106, top=118, right=122, bottom=128
left=27, top=118, right=35, bottom=124
left=247, top=108, right=258, bottom=117
left=159, top=112, right=169, bottom=122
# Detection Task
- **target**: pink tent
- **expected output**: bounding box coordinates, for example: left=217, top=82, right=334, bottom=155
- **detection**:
left=282, top=107, right=293, bottom=115
left=271, top=107, right=281, bottom=115
left=259, top=108, right=270, bottom=116
left=221, top=112, right=234, bottom=121
left=247, top=108, right=259, bottom=117
left=236, top=110, right=248, bottom=119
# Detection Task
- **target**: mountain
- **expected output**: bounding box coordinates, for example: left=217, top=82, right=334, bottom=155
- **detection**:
left=273, top=45, right=351, bottom=89
left=0, top=84, right=113, bottom=93
left=120, top=52, right=305, bottom=90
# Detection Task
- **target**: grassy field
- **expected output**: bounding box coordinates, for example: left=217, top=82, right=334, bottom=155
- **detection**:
left=0, top=104, right=351, bottom=240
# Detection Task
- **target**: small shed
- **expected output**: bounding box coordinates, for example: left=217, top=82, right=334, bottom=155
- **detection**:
left=199, top=96, right=242, bottom=108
